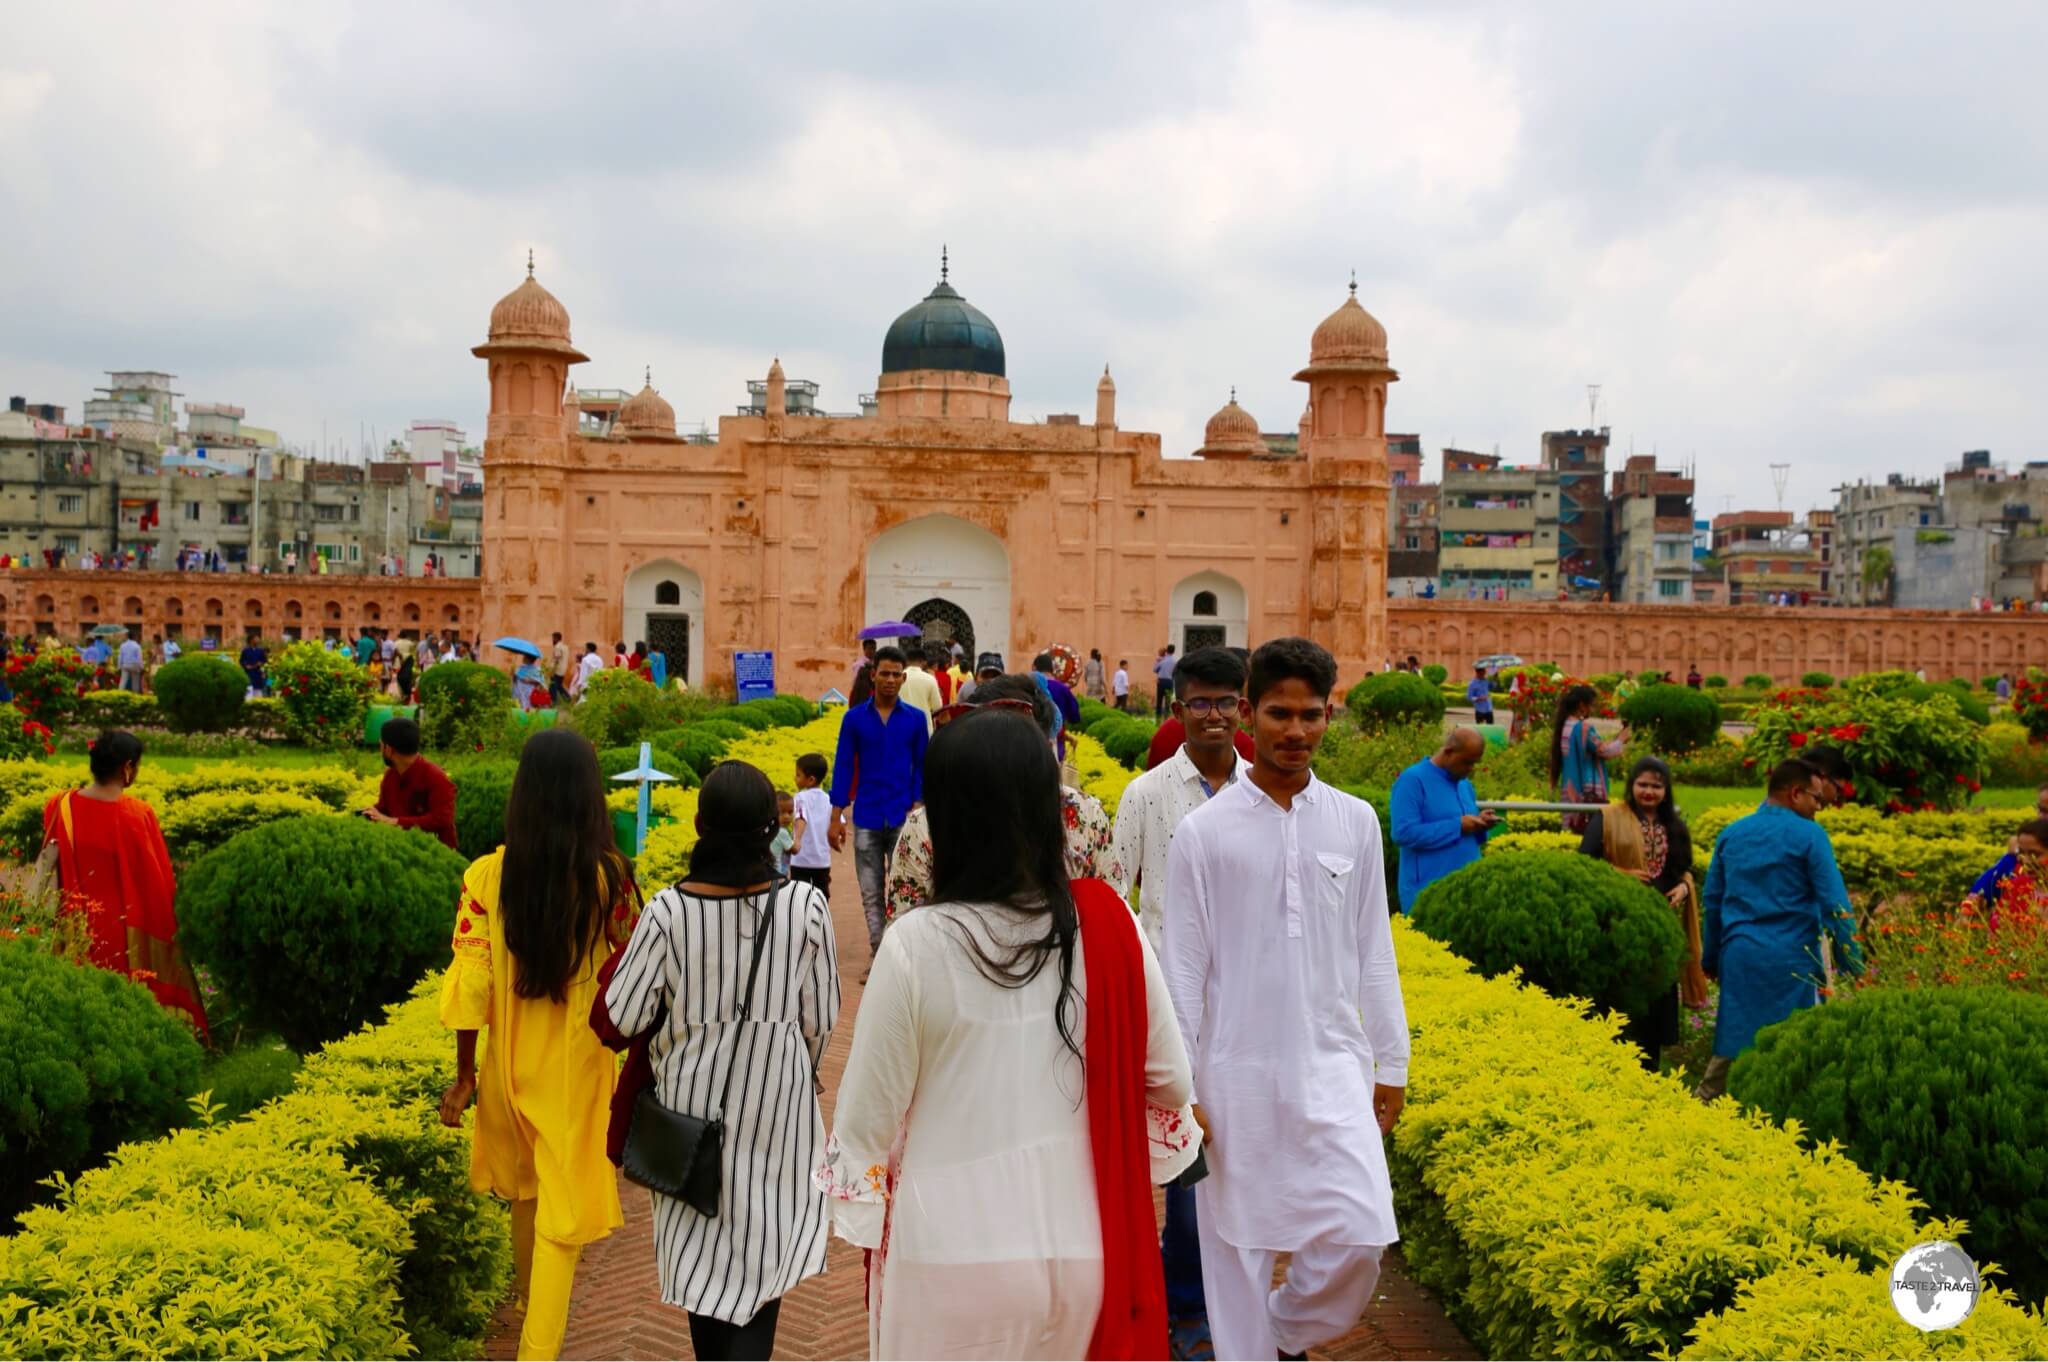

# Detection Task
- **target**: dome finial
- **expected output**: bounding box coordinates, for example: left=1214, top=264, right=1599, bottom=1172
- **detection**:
left=527, top=247, right=535, bottom=279
left=940, top=243, right=949, bottom=284
left=644, top=364, right=651, bottom=387
left=1348, top=268, right=1357, bottom=298
left=1230, top=385, right=1237, bottom=403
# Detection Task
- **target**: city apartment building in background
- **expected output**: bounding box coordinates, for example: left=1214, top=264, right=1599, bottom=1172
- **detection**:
left=1834, top=474, right=1940, bottom=606
left=1606, top=454, right=1696, bottom=604
left=1541, top=427, right=1610, bottom=593
left=1437, top=448, right=1559, bottom=599
left=1384, top=433, right=1438, bottom=594
left=2, top=384, right=481, bottom=576
left=1709, top=510, right=1829, bottom=604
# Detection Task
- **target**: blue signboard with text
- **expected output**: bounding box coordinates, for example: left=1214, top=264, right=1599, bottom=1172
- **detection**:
left=734, top=650, right=775, bottom=701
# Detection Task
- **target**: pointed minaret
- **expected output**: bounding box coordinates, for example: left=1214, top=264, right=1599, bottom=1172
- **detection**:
left=1095, top=364, right=1116, bottom=430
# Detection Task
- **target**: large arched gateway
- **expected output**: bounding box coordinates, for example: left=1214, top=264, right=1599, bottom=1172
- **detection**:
left=864, top=515, right=1010, bottom=666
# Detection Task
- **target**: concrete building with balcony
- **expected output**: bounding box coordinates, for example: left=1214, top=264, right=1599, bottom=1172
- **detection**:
left=1834, top=474, right=1940, bottom=605
left=83, top=371, right=180, bottom=443
left=1437, top=449, right=1559, bottom=599
left=1606, top=454, right=1695, bottom=604
left=1711, top=510, right=1826, bottom=604
left=1389, top=480, right=1438, bottom=595
left=1541, top=427, right=1610, bottom=592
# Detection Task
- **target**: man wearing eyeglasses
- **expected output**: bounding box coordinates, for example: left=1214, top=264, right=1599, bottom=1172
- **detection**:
left=1695, top=757, right=1861, bottom=1101
left=1108, top=645, right=1252, bottom=1359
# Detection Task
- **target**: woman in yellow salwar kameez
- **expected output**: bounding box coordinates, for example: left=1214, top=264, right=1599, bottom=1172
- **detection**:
left=438, top=728, right=638, bottom=1360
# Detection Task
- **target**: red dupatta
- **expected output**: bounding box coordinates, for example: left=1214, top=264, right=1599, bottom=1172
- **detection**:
left=46, top=791, right=208, bottom=1040
left=1071, top=875, right=1168, bottom=1361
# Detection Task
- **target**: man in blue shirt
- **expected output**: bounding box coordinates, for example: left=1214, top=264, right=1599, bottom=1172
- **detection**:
left=829, top=646, right=928, bottom=964
left=1464, top=664, right=1494, bottom=725
left=1697, top=758, right=1861, bottom=1100
left=1390, top=728, right=1494, bottom=911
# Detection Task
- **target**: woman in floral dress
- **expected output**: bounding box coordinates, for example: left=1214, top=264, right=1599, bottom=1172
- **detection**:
left=1549, top=683, right=1629, bottom=833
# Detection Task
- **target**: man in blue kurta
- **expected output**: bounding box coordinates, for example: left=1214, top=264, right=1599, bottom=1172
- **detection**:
left=828, top=646, right=928, bottom=964
left=1390, top=728, right=1495, bottom=912
left=1697, top=758, right=1861, bottom=1100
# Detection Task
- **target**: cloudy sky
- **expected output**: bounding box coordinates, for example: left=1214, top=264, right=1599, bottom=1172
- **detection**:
left=4, top=2, right=2042, bottom=517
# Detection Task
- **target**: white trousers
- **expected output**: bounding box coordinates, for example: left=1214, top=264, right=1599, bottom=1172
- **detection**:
left=1196, top=1210, right=1384, bottom=1361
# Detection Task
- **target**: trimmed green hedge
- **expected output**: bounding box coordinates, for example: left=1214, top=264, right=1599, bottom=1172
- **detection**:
left=416, top=661, right=513, bottom=751
left=0, top=938, right=203, bottom=1220
left=1344, top=671, right=1447, bottom=732
left=1617, top=683, right=1723, bottom=754
left=1732, top=985, right=2048, bottom=1305
left=1410, top=850, right=1684, bottom=1018
left=151, top=655, right=248, bottom=733
left=449, top=760, right=518, bottom=861
left=0, top=977, right=510, bottom=1359
left=1388, top=922, right=2048, bottom=1359
left=177, top=816, right=465, bottom=1049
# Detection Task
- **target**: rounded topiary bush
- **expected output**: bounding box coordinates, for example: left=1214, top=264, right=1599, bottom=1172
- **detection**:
left=177, top=815, right=467, bottom=1049
left=653, top=725, right=733, bottom=779
left=1741, top=673, right=1775, bottom=690
left=0, top=936, right=203, bottom=1218
left=158, top=789, right=336, bottom=863
left=1345, top=671, right=1447, bottom=732
left=1411, top=851, right=1684, bottom=1018
left=1800, top=671, right=1836, bottom=689
left=1704, top=673, right=1729, bottom=689
left=1421, top=663, right=1449, bottom=686
left=448, top=760, right=518, bottom=860
left=709, top=703, right=776, bottom=732
left=416, top=660, right=513, bottom=751
left=740, top=695, right=811, bottom=728
left=568, top=669, right=672, bottom=748
left=151, top=654, right=248, bottom=733
left=1730, top=985, right=2048, bottom=1304
left=1088, top=716, right=1155, bottom=769
left=1618, top=683, right=1724, bottom=754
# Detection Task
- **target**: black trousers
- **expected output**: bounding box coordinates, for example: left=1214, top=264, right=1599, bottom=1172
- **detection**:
left=789, top=865, right=831, bottom=900
left=688, top=1299, right=781, bottom=1361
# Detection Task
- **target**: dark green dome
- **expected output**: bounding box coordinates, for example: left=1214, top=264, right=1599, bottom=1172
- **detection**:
left=881, top=272, right=1005, bottom=378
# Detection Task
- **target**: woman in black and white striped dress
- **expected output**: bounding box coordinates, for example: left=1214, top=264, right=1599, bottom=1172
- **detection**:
left=598, top=761, right=841, bottom=1361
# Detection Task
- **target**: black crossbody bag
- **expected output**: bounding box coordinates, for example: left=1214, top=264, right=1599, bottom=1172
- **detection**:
left=621, top=881, right=780, bottom=1218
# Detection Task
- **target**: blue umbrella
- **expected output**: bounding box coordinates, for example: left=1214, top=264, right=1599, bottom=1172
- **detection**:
left=492, top=636, right=543, bottom=659
left=858, top=620, right=920, bottom=642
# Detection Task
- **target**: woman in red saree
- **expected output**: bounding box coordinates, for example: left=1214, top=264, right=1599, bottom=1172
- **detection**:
left=41, top=730, right=207, bottom=1038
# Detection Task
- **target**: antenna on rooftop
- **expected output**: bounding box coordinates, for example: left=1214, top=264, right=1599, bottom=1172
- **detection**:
left=1586, top=383, right=1602, bottom=429
left=1770, top=462, right=1791, bottom=513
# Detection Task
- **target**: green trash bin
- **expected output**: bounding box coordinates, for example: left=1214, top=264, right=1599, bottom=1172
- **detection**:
left=511, top=706, right=558, bottom=730
left=365, top=704, right=420, bottom=747
left=612, top=810, right=673, bottom=857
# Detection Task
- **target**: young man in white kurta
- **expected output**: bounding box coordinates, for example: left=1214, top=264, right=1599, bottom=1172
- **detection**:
left=1163, top=639, right=1410, bottom=1361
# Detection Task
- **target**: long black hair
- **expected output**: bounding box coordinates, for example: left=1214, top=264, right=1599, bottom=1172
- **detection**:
left=686, top=761, right=780, bottom=888
left=1622, top=754, right=1685, bottom=836
left=1549, top=683, right=1600, bottom=786
left=501, top=728, right=627, bottom=1003
left=925, top=708, right=1082, bottom=1066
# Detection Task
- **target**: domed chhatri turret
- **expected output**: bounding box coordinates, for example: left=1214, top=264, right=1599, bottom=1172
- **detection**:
left=873, top=248, right=1013, bottom=421
left=481, top=251, right=587, bottom=360
left=473, top=252, right=587, bottom=438
left=1293, top=274, right=1397, bottom=465
left=1196, top=388, right=1268, bottom=460
left=616, top=367, right=678, bottom=437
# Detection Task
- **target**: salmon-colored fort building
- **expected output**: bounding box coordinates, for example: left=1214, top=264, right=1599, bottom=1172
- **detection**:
left=475, top=257, right=1396, bottom=693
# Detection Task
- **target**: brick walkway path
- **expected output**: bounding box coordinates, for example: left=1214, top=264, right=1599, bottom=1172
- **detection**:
left=486, top=855, right=1476, bottom=1361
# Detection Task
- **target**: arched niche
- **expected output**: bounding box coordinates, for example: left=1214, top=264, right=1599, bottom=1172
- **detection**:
left=624, top=559, right=705, bottom=689
left=1169, top=570, right=1248, bottom=654
left=864, top=515, right=1011, bottom=666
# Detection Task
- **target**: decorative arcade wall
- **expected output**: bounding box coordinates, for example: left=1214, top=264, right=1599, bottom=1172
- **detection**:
left=4, top=570, right=483, bottom=645
left=6, top=569, right=2041, bottom=691
left=1388, top=598, right=2048, bottom=683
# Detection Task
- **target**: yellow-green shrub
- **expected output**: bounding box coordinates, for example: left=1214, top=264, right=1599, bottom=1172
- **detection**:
left=0, top=975, right=513, bottom=1361
left=0, top=1112, right=413, bottom=1360
left=637, top=817, right=700, bottom=887
left=1390, top=921, right=1939, bottom=1359
left=1069, top=734, right=1136, bottom=817
left=158, top=764, right=363, bottom=811
left=1484, top=830, right=1579, bottom=855
left=158, top=790, right=337, bottom=862
left=296, top=983, right=512, bottom=1358
left=1676, top=1249, right=2048, bottom=1359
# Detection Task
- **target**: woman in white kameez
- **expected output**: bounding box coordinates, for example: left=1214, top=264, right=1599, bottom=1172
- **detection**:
left=817, top=709, right=1196, bottom=1360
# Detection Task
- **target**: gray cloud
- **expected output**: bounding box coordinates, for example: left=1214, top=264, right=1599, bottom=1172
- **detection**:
left=1, top=0, right=2041, bottom=523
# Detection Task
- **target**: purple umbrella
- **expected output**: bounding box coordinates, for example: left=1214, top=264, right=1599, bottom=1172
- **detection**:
left=858, top=620, right=920, bottom=641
